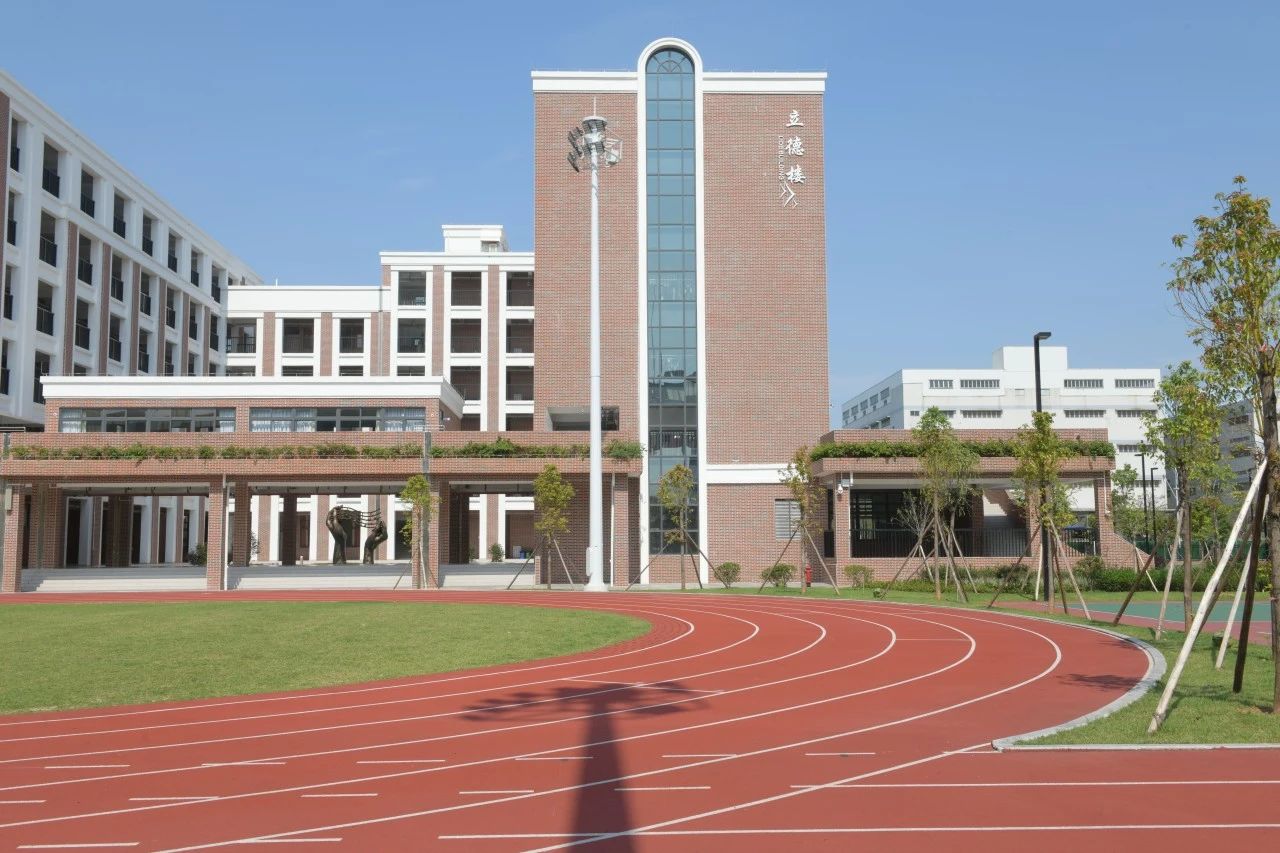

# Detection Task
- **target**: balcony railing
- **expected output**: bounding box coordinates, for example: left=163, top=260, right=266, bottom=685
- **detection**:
left=226, top=337, right=256, bottom=354
left=139, top=293, right=152, bottom=315
left=188, top=320, right=199, bottom=340
left=5, top=218, right=15, bottom=245
left=39, top=238, right=58, bottom=267
left=33, top=371, right=45, bottom=404
left=209, top=332, right=220, bottom=351
left=339, top=335, right=364, bottom=353
left=453, top=382, right=481, bottom=401
left=166, top=307, right=176, bottom=328
left=450, top=334, right=481, bottom=354
left=108, top=338, right=122, bottom=362
left=397, top=336, right=426, bottom=354
left=167, top=253, right=178, bottom=272
left=74, top=324, right=90, bottom=350
left=81, top=195, right=96, bottom=217
left=398, top=289, right=427, bottom=307
left=137, top=351, right=150, bottom=372
left=281, top=336, right=314, bottom=354
left=506, top=386, right=534, bottom=402
left=113, top=217, right=127, bottom=238
left=77, top=259, right=93, bottom=284
left=8, top=145, right=17, bottom=171
left=142, top=236, right=154, bottom=256
left=190, top=269, right=200, bottom=286
left=3, top=289, right=13, bottom=319
left=35, top=306, right=54, bottom=335
left=211, top=283, right=221, bottom=302
left=0, top=367, right=9, bottom=396
left=111, top=276, right=125, bottom=301
left=163, top=361, right=175, bottom=377
left=847, top=526, right=1039, bottom=560
left=42, top=169, right=60, bottom=196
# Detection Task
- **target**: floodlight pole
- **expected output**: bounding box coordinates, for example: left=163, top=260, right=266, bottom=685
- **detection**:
left=582, top=115, right=610, bottom=592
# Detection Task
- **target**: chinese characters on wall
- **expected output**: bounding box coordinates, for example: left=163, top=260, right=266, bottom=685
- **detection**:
left=777, top=109, right=806, bottom=208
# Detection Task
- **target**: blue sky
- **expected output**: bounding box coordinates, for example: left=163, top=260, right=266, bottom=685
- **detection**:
left=4, top=0, right=1278, bottom=423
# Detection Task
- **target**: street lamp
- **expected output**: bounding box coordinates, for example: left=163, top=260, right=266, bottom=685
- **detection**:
left=1034, top=331, right=1052, bottom=603
left=568, top=107, right=621, bottom=592
left=1150, top=468, right=1161, bottom=562
left=1138, top=448, right=1152, bottom=550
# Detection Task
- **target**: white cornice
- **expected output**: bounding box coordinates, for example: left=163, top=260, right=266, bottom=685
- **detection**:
left=702, top=72, right=827, bottom=94
left=379, top=252, right=534, bottom=268
left=531, top=71, right=638, bottom=93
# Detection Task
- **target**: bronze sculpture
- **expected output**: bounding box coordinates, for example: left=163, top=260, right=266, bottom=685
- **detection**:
left=325, top=506, right=386, bottom=565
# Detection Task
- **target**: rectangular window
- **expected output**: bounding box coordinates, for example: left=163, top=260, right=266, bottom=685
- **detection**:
left=137, top=330, right=151, bottom=373
left=165, top=290, right=177, bottom=328
left=506, top=318, right=533, bottom=354
left=80, top=171, right=96, bottom=217
left=928, top=379, right=952, bottom=389
left=247, top=407, right=426, bottom=433
left=1063, top=409, right=1104, bottom=418
left=0, top=340, right=9, bottom=395
left=226, top=365, right=255, bottom=377
left=142, top=215, right=155, bottom=256
left=8, top=118, right=20, bottom=171
left=113, top=194, right=128, bottom=238
left=450, top=318, right=481, bottom=353
left=163, top=342, right=175, bottom=376
left=1115, top=443, right=1143, bottom=454
left=138, top=272, right=152, bottom=315
left=398, top=270, right=426, bottom=306
left=74, top=299, right=91, bottom=350
left=959, top=378, right=1000, bottom=389
left=226, top=320, right=256, bottom=353
left=879, top=389, right=890, bottom=402
left=281, top=365, right=313, bottom=377
left=167, top=233, right=179, bottom=272
left=506, top=272, right=534, bottom=307
left=1064, top=378, right=1103, bottom=389
left=1115, top=377, right=1155, bottom=389
left=59, top=407, right=234, bottom=433
left=338, top=364, right=363, bottom=377
left=33, top=351, right=50, bottom=404
left=397, top=318, right=426, bottom=354
left=506, top=414, right=533, bottom=431
left=396, top=365, right=425, bottom=377
left=42, top=143, right=61, bottom=197
left=188, top=310, right=199, bottom=341
left=506, top=366, right=533, bottom=401
left=210, top=266, right=223, bottom=302
left=281, top=318, right=314, bottom=353
left=186, top=352, right=197, bottom=376
left=189, top=249, right=201, bottom=286
left=960, top=409, right=1001, bottom=418
left=2, top=265, right=14, bottom=319
left=39, top=212, right=58, bottom=266
left=77, top=234, right=93, bottom=283
left=450, top=271, right=482, bottom=306
left=108, top=315, right=123, bottom=362
left=450, top=366, right=480, bottom=401
left=110, top=254, right=125, bottom=301
left=774, top=499, right=801, bottom=539
left=1116, top=409, right=1152, bottom=418
left=338, top=318, right=364, bottom=353
left=5, top=190, right=16, bottom=246
left=36, top=282, right=55, bottom=335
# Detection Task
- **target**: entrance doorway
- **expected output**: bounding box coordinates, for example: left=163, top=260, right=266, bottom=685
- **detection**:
left=65, top=499, right=82, bottom=566
left=158, top=507, right=169, bottom=563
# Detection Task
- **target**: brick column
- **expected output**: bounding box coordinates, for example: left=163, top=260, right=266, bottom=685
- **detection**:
left=33, top=484, right=64, bottom=569
left=1, top=486, right=25, bottom=593
left=104, top=496, right=132, bottom=567
left=316, top=494, right=331, bottom=562
left=319, top=313, right=333, bottom=376
left=280, top=495, right=298, bottom=566
left=833, top=487, right=852, bottom=576
left=205, top=483, right=226, bottom=590
left=426, top=478, right=449, bottom=588
left=231, top=482, right=252, bottom=566
left=256, top=493, right=273, bottom=562
left=610, top=474, right=633, bottom=586
left=261, top=312, right=276, bottom=375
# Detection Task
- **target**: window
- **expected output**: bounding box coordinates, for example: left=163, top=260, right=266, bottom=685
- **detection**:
left=210, top=266, right=222, bottom=302
left=338, top=318, right=364, bottom=353
left=396, top=365, right=425, bottom=377
left=39, top=212, right=58, bottom=266
left=0, top=341, right=9, bottom=395
left=450, top=318, right=481, bottom=353
left=139, top=273, right=153, bottom=315
left=167, top=233, right=179, bottom=272
left=80, top=171, right=96, bottom=217
left=281, top=365, right=313, bottom=377
left=74, top=299, right=91, bottom=350
left=113, top=194, right=127, bottom=238
left=506, top=366, right=533, bottom=401
left=1064, top=409, right=1104, bottom=418
left=33, top=351, right=50, bottom=403
left=1064, top=378, right=1103, bottom=389
left=189, top=249, right=201, bottom=286
left=909, top=409, right=920, bottom=416
left=8, top=118, right=19, bottom=171
left=397, top=318, right=426, bottom=354
left=141, top=215, right=155, bottom=255
left=774, top=499, right=801, bottom=539
left=108, top=316, right=123, bottom=362
left=928, top=379, right=953, bottom=389
left=506, top=319, right=533, bottom=354
left=226, top=320, right=256, bottom=353
left=450, top=271, right=481, bottom=306
left=507, top=272, right=533, bottom=307
left=960, top=409, right=1001, bottom=419
left=5, top=191, right=16, bottom=245
left=163, top=342, right=175, bottom=376
left=338, top=364, right=363, bottom=377
left=556, top=407, right=620, bottom=431
left=248, top=407, right=426, bottom=433
left=2, top=265, right=14, bottom=319
left=110, top=254, right=125, bottom=301
left=137, top=330, right=151, bottom=373
left=1116, top=409, right=1152, bottom=418
left=36, top=282, right=55, bottom=335
left=42, top=143, right=61, bottom=197
left=72, top=363, right=88, bottom=376
left=506, top=414, right=533, bottom=431
left=187, top=352, right=197, bottom=376
left=1115, top=377, right=1155, bottom=389
left=165, top=290, right=177, bottom=328
left=879, top=389, right=890, bottom=402
left=1228, top=413, right=1251, bottom=426
left=480, top=240, right=501, bottom=253
left=450, top=366, right=480, bottom=400
left=226, top=365, right=255, bottom=377
left=281, top=318, right=314, bottom=353
left=398, top=270, right=426, bottom=306
left=188, top=310, right=199, bottom=341
left=77, top=234, right=93, bottom=283
left=59, top=407, right=235, bottom=433
left=1115, top=443, right=1143, bottom=454
left=960, top=378, right=1000, bottom=389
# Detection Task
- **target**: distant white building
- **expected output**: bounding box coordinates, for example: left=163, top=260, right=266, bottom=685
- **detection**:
left=1219, top=399, right=1263, bottom=491
left=841, top=346, right=1166, bottom=509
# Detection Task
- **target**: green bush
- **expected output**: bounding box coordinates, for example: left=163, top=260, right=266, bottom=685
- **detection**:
left=489, top=543, right=505, bottom=563
left=843, top=564, right=873, bottom=588
left=712, top=562, right=742, bottom=588
left=810, top=438, right=1114, bottom=462
left=187, top=543, right=207, bottom=566
left=604, top=440, right=645, bottom=460
left=763, top=563, right=796, bottom=589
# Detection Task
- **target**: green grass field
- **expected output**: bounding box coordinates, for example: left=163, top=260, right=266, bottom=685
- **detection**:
left=0, top=601, right=649, bottom=715
left=672, top=585, right=1280, bottom=744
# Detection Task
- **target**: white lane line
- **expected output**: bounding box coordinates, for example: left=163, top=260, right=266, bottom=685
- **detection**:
left=0, top=800, right=47, bottom=804
left=129, top=797, right=216, bottom=802
left=662, top=753, right=735, bottom=759
left=830, top=780, right=1280, bottom=789
left=17, top=844, right=139, bottom=849
left=200, top=761, right=286, bottom=767
left=230, top=840, right=343, bottom=845
left=43, top=765, right=128, bottom=770
left=355, top=760, right=445, bottom=765
left=299, top=793, right=378, bottom=799
left=564, top=680, right=719, bottom=693
left=614, top=786, right=710, bottom=792
left=514, top=756, right=591, bottom=761
left=458, top=790, right=534, bottom=795
left=441, top=824, right=1280, bottom=839
left=805, top=752, right=875, bottom=757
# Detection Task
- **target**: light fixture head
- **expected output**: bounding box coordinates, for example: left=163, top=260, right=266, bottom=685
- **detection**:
left=1034, top=331, right=1052, bottom=342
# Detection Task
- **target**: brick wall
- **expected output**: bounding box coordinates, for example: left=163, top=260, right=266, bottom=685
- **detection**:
left=319, top=312, right=333, bottom=376
left=61, top=223, right=79, bottom=372
left=261, top=311, right=276, bottom=375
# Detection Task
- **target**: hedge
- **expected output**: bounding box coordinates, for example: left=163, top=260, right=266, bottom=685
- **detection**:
left=811, top=438, right=1115, bottom=461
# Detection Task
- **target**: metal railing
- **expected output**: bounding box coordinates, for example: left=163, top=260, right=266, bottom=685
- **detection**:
left=339, top=334, right=364, bottom=353
left=139, top=293, right=152, bottom=315
left=77, top=259, right=93, bottom=284
left=166, top=307, right=176, bottom=328
left=35, top=306, right=54, bottom=335
left=398, top=290, right=426, bottom=307
left=74, top=324, right=90, bottom=350
left=137, top=351, right=150, bottom=372
left=397, top=336, right=426, bottom=354
left=81, top=196, right=96, bottom=217
left=113, top=217, right=127, bottom=238
left=281, top=335, right=314, bottom=354
left=42, top=169, right=60, bottom=196
left=108, top=338, right=122, bottom=362
left=3, top=289, right=13, bottom=320
left=450, top=334, right=481, bottom=354
left=167, top=253, right=178, bottom=272
left=190, top=269, right=200, bottom=286
left=5, top=218, right=15, bottom=245
left=111, top=277, right=125, bottom=301
left=8, top=145, right=18, bottom=171
left=39, top=237, right=58, bottom=266
left=225, top=337, right=256, bottom=354
left=142, top=236, right=154, bottom=256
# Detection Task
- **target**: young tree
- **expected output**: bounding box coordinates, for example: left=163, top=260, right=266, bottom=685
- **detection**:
left=533, top=464, right=574, bottom=586
left=1143, top=362, right=1229, bottom=631
left=399, top=474, right=437, bottom=589
left=657, top=463, right=697, bottom=590
left=778, top=446, right=836, bottom=593
left=1168, top=176, right=1280, bottom=710
left=913, top=407, right=979, bottom=600
left=1111, top=464, right=1147, bottom=571
left=1012, top=410, right=1079, bottom=609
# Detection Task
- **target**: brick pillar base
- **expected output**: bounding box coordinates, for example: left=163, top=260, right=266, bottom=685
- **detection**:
left=280, top=495, right=298, bottom=566
left=1, top=487, right=26, bottom=593
left=427, top=478, right=449, bottom=588
left=206, top=483, right=226, bottom=590
left=232, top=482, right=252, bottom=566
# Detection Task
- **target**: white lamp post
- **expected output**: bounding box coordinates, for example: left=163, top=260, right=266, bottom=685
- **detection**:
left=569, top=109, right=621, bottom=592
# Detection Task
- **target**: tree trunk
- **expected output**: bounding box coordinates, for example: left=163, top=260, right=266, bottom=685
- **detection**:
left=1260, top=369, right=1280, bottom=714
left=412, top=505, right=423, bottom=589
left=1182, top=479, right=1193, bottom=634
left=931, top=498, right=942, bottom=601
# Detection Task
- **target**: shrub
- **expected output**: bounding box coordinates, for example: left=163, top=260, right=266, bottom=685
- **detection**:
left=843, top=564, right=873, bottom=588
left=763, top=563, right=796, bottom=589
left=604, top=439, right=644, bottom=460
left=712, top=562, right=741, bottom=588
left=187, top=543, right=207, bottom=566
left=1075, top=555, right=1105, bottom=575
left=489, top=543, right=505, bottom=563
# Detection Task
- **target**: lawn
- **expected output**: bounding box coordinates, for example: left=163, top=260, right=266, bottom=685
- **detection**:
left=668, top=585, right=1280, bottom=745
left=0, top=601, right=649, bottom=715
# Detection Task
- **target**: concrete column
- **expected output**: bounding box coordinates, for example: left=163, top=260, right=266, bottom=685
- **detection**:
left=231, top=482, right=252, bottom=566
left=833, top=486, right=852, bottom=577
left=1, top=486, right=25, bottom=593
left=205, top=483, right=226, bottom=591
left=316, top=494, right=331, bottom=562
left=280, top=495, right=298, bottom=566
left=256, top=493, right=273, bottom=562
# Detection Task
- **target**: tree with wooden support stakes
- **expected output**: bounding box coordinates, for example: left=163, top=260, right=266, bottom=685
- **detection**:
left=399, top=474, right=438, bottom=589
left=532, top=464, right=578, bottom=589
left=1166, top=175, right=1280, bottom=714
left=761, top=446, right=841, bottom=594
left=656, top=463, right=705, bottom=590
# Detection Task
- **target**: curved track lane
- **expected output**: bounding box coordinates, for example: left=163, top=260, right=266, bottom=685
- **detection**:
left=0, top=590, right=1275, bottom=851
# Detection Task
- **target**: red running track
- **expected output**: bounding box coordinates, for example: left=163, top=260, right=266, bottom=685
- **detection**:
left=0, top=590, right=1277, bottom=851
